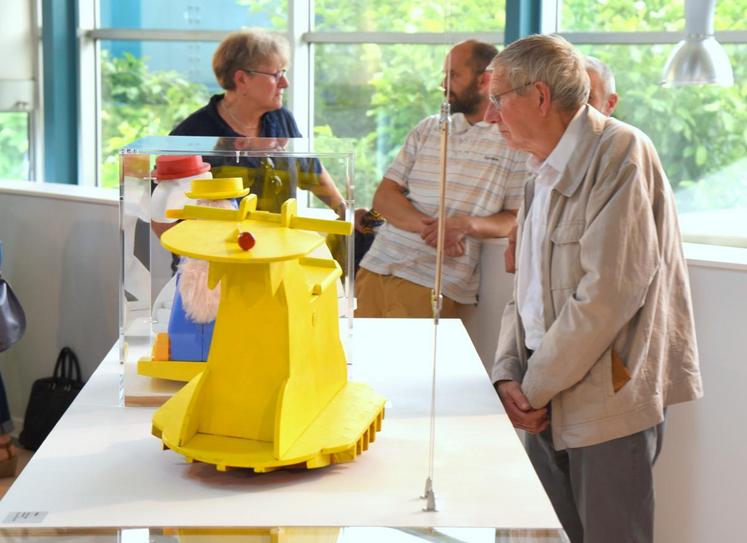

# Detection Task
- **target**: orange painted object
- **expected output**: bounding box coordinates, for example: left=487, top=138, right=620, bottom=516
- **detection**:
left=152, top=332, right=171, bottom=361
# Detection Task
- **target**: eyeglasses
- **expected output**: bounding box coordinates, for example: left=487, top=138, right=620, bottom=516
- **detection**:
left=241, top=68, right=287, bottom=82
left=488, top=81, right=534, bottom=110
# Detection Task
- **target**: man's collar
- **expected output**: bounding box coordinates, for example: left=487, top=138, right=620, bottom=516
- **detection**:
left=450, top=112, right=473, bottom=134
left=545, top=106, right=585, bottom=173
left=525, top=106, right=585, bottom=183
left=553, top=105, right=610, bottom=197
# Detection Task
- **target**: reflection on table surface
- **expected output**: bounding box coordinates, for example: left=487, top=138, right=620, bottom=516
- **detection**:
left=0, top=526, right=567, bottom=542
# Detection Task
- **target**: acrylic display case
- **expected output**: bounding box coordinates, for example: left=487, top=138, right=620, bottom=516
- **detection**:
left=118, top=136, right=356, bottom=403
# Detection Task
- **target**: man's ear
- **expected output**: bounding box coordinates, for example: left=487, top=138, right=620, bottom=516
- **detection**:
left=536, top=81, right=552, bottom=115
left=606, top=93, right=619, bottom=116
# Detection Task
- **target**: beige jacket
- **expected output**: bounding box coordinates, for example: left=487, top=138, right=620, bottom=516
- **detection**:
left=491, top=106, right=703, bottom=450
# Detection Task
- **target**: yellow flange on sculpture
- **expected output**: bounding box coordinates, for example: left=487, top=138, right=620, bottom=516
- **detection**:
left=149, top=191, right=386, bottom=472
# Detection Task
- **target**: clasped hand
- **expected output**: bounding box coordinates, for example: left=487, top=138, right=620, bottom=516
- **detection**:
left=420, top=216, right=470, bottom=257
left=496, top=380, right=548, bottom=434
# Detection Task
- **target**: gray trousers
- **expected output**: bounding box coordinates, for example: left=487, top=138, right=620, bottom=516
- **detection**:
left=525, top=421, right=665, bottom=543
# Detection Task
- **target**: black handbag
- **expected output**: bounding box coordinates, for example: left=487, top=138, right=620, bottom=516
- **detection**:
left=19, top=347, right=84, bottom=451
left=0, top=241, right=26, bottom=353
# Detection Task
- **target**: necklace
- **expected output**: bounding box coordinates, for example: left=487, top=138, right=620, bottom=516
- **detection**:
left=221, top=100, right=260, bottom=136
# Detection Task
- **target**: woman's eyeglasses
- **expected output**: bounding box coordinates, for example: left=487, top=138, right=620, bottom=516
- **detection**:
left=241, top=69, right=287, bottom=82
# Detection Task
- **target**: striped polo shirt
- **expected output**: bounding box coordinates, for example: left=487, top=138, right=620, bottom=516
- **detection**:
left=360, top=112, right=530, bottom=304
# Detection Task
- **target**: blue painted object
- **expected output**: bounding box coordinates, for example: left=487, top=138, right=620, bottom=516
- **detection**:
left=167, top=277, right=215, bottom=362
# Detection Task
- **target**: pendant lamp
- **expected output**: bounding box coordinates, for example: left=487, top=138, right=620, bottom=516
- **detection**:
left=661, top=0, right=734, bottom=87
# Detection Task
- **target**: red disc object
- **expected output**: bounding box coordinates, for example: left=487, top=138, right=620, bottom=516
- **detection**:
left=237, top=231, right=256, bottom=251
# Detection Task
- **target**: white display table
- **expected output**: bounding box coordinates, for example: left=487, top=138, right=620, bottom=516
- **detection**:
left=0, top=319, right=561, bottom=534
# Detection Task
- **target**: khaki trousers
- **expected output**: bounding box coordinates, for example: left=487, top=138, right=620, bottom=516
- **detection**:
left=355, top=269, right=466, bottom=318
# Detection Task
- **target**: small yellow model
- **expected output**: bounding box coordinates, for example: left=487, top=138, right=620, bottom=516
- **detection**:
left=149, top=187, right=385, bottom=472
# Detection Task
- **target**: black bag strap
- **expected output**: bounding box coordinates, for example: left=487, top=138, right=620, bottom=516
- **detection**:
left=63, top=348, right=82, bottom=383
left=63, top=348, right=81, bottom=383
left=53, top=347, right=82, bottom=383
left=52, top=348, right=68, bottom=380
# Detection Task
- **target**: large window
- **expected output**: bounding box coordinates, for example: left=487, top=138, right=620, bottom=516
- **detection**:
left=557, top=0, right=747, bottom=246
left=87, top=0, right=745, bottom=245
left=0, top=112, right=31, bottom=180
left=100, top=0, right=285, bottom=30
left=99, top=40, right=214, bottom=186
left=560, top=0, right=743, bottom=32
left=1, top=0, right=35, bottom=181
left=313, top=0, right=505, bottom=32
left=310, top=1, right=506, bottom=206
left=96, top=0, right=268, bottom=188
left=94, top=0, right=506, bottom=200
left=574, top=43, right=747, bottom=245
left=314, top=43, right=449, bottom=206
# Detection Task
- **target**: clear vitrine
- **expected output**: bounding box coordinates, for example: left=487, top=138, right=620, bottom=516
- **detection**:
left=118, top=136, right=355, bottom=383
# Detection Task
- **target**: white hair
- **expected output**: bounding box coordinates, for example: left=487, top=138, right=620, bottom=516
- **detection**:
left=490, top=34, right=589, bottom=113
left=586, top=56, right=616, bottom=95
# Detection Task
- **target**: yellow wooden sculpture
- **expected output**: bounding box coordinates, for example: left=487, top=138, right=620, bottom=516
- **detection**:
left=170, top=527, right=340, bottom=543
left=148, top=192, right=385, bottom=472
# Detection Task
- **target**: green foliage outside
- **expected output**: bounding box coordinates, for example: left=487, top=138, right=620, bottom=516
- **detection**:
left=312, top=0, right=505, bottom=32
left=239, top=0, right=507, bottom=206
left=306, top=0, right=506, bottom=205
left=559, top=0, right=747, bottom=214
left=314, top=43, right=450, bottom=206
left=236, top=0, right=506, bottom=33
left=100, top=51, right=209, bottom=188
left=560, top=0, right=684, bottom=32
left=579, top=43, right=747, bottom=213
left=560, top=0, right=744, bottom=32
left=309, top=0, right=747, bottom=210
left=0, top=113, right=29, bottom=180
left=97, top=0, right=746, bottom=215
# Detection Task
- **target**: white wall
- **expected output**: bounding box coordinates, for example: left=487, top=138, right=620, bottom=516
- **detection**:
left=0, top=182, right=119, bottom=427
left=653, top=262, right=747, bottom=543
left=461, top=237, right=512, bottom=374
left=466, top=241, right=747, bottom=543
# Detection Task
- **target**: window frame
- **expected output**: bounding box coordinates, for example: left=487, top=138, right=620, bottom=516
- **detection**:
left=82, top=0, right=747, bottom=186
left=78, top=0, right=747, bottom=248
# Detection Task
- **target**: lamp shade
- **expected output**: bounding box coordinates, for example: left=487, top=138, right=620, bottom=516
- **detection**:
left=661, top=0, right=734, bottom=87
left=661, top=35, right=734, bottom=87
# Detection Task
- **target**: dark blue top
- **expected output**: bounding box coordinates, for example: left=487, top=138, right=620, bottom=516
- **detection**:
left=169, top=94, right=302, bottom=139
left=169, top=95, right=317, bottom=212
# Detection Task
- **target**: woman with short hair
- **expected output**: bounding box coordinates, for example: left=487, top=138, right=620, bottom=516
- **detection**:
left=171, top=28, right=345, bottom=216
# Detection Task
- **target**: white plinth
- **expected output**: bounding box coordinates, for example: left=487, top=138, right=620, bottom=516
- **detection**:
left=0, top=319, right=560, bottom=531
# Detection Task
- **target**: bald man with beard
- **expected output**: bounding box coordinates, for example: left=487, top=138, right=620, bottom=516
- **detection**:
left=356, top=39, right=530, bottom=318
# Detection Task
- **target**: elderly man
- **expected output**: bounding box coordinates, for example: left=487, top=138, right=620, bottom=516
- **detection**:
left=586, top=55, right=618, bottom=116
left=486, top=35, right=702, bottom=543
left=503, top=55, right=619, bottom=274
left=355, top=39, right=529, bottom=318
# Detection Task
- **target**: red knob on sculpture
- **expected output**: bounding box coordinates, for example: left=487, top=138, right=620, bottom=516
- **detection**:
left=237, top=231, right=256, bottom=251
